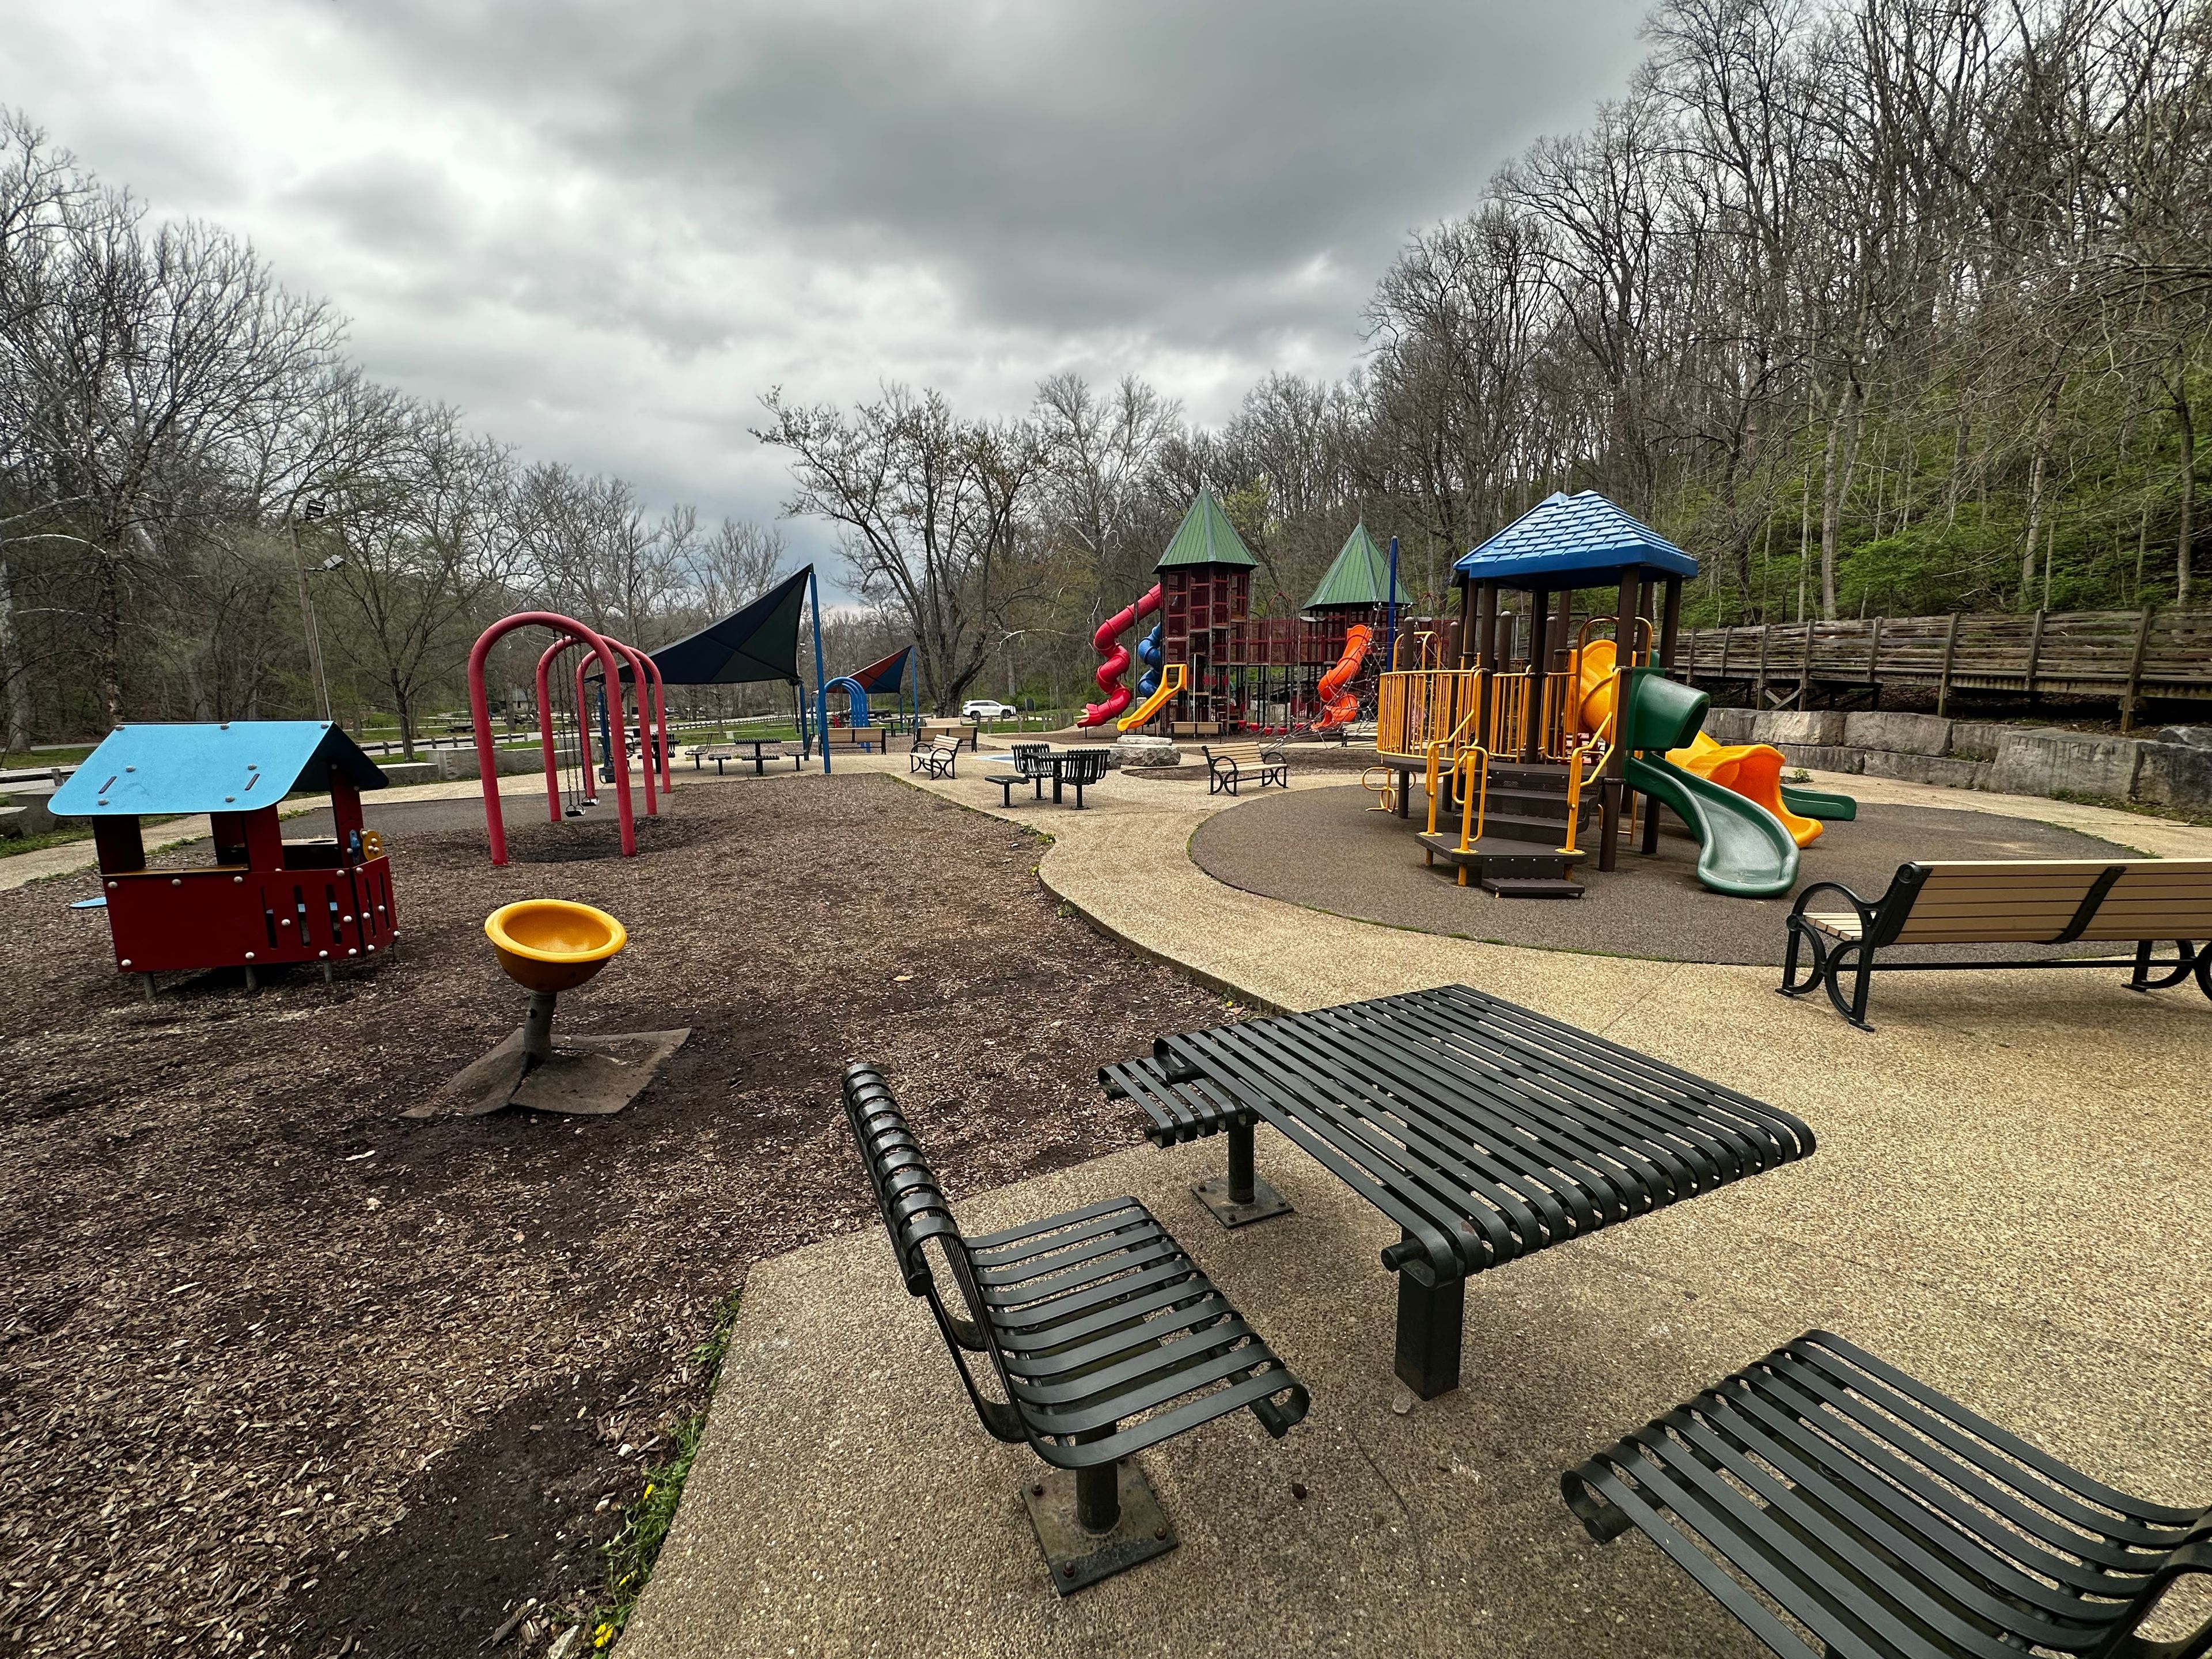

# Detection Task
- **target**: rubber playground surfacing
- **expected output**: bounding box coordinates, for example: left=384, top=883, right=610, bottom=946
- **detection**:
left=1190, top=783, right=2141, bottom=965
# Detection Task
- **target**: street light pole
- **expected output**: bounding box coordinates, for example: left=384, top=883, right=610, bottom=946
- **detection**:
left=290, top=498, right=336, bottom=724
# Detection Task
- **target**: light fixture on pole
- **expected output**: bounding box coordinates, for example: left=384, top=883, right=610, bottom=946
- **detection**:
left=291, top=497, right=337, bottom=723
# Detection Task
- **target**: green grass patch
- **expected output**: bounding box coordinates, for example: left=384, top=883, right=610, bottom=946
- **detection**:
left=2051, top=790, right=2212, bottom=829
left=583, top=1291, right=745, bottom=1648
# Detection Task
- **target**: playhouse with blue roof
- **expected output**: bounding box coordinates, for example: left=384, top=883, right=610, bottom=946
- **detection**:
left=51, top=721, right=396, bottom=993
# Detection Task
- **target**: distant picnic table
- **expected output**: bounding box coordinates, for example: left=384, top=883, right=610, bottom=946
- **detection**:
left=686, top=739, right=802, bottom=776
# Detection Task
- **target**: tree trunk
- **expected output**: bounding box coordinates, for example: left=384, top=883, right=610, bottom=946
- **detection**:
left=95, top=544, right=125, bottom=729
left=1818, top=378, right=1863, bottom=622
left=394, top=683, right=417, bottom=762
left=2173, top=375, right=2195, bottom=606
left=0, top=558, right=28, bottom=757
left=2021, top=446, right=2047, bottom=607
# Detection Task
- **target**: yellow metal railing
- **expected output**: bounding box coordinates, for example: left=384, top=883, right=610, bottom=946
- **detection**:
left=1377, top=668, right=1481, bottom=759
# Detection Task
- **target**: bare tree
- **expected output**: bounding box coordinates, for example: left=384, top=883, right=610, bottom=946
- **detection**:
left=755, top=384, right=1048, bottom=708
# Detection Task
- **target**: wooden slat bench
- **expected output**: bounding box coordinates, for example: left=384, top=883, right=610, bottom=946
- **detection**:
left=1202, top=742, right=1288, bottom=797
left=841, top=1064, right=1308, bottom=1593
left=908, top=736, right=961, bottom=780
left=1781, top=858, right=2212, bottom=1028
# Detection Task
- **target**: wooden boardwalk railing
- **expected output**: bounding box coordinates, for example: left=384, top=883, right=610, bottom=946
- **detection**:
left=1676, top=607, right=2212, bottom=727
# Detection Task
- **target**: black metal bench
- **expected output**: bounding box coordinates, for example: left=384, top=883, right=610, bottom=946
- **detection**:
left=1782, top=858, right=2212, bottom=1029
left=1565, top=1330, right=2212, bottom=1659
left=988, top=743, right=1052, bottom=808
left=1102, top=984, right=1815, bottom=1398
left=1202, top=741, right=1288, bottom=797
left=841, top=1063, right=1308, bottom=1593
left=1056, top=748, right=1109, bottom=808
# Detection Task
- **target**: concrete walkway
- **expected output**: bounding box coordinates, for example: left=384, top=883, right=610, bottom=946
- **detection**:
left=626, top=752, right=2212, bottom=1658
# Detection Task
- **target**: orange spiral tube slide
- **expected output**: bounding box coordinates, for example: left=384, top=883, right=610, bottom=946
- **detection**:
left=1313, top=623, right=1374, bottom=730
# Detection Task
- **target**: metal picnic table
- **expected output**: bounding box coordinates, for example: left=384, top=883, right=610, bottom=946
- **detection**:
left=987, top=747, right=1109, bottom=808
left=690, top=738, right=802, bottom=775
left=1100, top=984, right=1815, bottom=1398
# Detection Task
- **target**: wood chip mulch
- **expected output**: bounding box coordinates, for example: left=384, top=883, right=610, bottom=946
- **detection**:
left=0, top=771, right=1229, bottom=1657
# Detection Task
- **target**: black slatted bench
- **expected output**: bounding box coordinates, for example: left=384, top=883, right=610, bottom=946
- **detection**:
left=1565, top=1330, right=2212, bottom=1659
left=842, top=1063, right=1308, bottom=1593
left=1782, top=857, right=2212, bottom=1029
left=987, top=743, right=1054, bottom=808
left=1055, top=748, right=1109, bottom=808
left=1202, top=742, right=1288, bottom=797
left=1101, top=984, right=1814, bottom=1399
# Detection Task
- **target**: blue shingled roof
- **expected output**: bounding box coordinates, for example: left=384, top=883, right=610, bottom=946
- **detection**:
left=1455, top=492, right=1698, bottom=582
left=49, top=722, right=388, bottom=817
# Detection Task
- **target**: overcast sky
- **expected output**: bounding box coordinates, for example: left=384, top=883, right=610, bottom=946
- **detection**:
left=3, top=0, right=1652, bottom=577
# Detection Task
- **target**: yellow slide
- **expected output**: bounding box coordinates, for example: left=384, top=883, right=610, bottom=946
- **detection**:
left=1571, top=638, right=1821, bottom=848
left=1116, top=662, right=1187, bottom=732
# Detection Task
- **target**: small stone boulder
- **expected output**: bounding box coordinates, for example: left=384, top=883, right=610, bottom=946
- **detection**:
left=1108, top=735, right=1181, bottom=769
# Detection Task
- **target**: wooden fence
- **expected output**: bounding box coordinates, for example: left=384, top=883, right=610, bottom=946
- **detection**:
left=1675, top=607, right=2212, bottom=728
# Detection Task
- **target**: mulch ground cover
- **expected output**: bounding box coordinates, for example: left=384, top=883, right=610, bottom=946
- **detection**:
left=0, top=771, right=1227, bottom=1658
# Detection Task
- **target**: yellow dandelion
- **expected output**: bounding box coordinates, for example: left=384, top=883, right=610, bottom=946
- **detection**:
left=642, top=1484, right=653, bottom=1499
left=594, top=1622, right=613, bottom=1648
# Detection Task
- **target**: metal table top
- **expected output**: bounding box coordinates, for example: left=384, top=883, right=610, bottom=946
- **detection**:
left=1104, top=983, right=1815, bottom=1285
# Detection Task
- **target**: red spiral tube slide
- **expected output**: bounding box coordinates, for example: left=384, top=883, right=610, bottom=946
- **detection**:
left=1080, top=582, right=1162, bottom=727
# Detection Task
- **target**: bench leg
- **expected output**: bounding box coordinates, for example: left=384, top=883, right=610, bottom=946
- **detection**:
left=1020, top=1448, right=1177, bottom=1595
left=1193, top=1119, right=1292, bottom=1229
left=1394, top=1260, right=1465, bottom=1399
left=1077, top=1452, right=1119, bottom=1533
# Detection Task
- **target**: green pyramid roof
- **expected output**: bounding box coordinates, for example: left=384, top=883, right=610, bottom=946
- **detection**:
left=1154, top=489, right=1258, bottom=571
left=1302, top=522, right=1408, bottom=611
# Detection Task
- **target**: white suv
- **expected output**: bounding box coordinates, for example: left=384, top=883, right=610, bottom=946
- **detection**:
left=961, top=699, right=1018, bottom=720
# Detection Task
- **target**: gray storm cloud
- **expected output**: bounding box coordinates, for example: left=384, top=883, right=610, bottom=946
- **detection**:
left=0, top=0, right=1652, bottom=567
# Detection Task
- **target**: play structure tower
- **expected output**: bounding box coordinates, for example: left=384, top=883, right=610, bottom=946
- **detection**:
left=1374, top=493, right=1695, bottom=896
left=1302, top=522, right=1410, bottom=730
left=1149, top=489, right=1255, bottom=730
left=1372, top=490, right=1851, bottom=899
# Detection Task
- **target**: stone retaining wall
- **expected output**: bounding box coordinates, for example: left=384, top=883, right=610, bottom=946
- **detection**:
left=1699, top=707, right=2212, bottom=811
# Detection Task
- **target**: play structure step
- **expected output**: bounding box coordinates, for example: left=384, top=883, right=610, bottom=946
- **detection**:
left=1479, top=877, right=1586, bottom=900
left=1415, top=831, right=1587, bottom=887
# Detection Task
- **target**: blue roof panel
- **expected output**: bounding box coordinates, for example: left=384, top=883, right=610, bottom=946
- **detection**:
left=1455, top=492, right=1698, bottom=582
left=49, top=722, right=388, bottom=817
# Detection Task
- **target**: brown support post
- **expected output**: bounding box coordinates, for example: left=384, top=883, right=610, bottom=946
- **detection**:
left=2024, top=608, right=2043, bottom=702
left=1936, top=612, right=1961, bottom=717
left=1797, top=619, right=1815, bottom=709
left=1660, top=576, right=1682, bottom=675
left=2122, top=604, right=2154, bottom=733
left=1450, top=573, right=1472, bottom=666
left=1866, top=613, right=1884, bottom=694
left=1522, top=588, right=1548, bottom=763
left=1753, top=622, right=1772, bottom=706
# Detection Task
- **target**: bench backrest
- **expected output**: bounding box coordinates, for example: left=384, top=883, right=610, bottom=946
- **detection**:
left=1060, top=749, right=1111, bottom=783
left=841, top=1064, right=1024, bottom=1445
left=1877, top=858, right=2212, bottom=946
left=1204, top=744, right=1279, bottom=765
left=1009, top=742, right=1050, bottom=778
